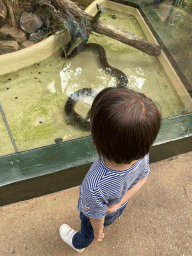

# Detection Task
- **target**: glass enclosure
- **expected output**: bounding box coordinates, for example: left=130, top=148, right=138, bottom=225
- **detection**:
left=138, top=0, right=192, bottom=90
left=0, top=0, right=192, bottom=157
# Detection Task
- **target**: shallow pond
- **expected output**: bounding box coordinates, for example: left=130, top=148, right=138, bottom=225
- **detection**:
left=0, top=7, right=187, bottom=156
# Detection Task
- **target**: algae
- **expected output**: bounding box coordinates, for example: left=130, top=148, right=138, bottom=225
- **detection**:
left=0, top=7, right=187, bottom=154
left=0, top=115, right=15, bottom=156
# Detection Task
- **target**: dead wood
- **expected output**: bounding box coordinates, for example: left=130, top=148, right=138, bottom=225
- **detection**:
left=3, top=0, right=17, bottom=27
left=53, top=0, right=161, bottom=56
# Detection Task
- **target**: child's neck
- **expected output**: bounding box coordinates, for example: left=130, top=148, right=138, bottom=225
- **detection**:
left=104, top=159, right=137, bottom=171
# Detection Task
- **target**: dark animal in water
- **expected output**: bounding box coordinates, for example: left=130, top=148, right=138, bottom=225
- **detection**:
left=86, top=43, right=128, bottom=87
left=64, top=43, right=128, bottom=130
left=65, top=87, right=97, bottom=130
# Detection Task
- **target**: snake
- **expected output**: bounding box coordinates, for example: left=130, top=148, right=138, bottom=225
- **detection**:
left=64, top=43, right=128, bottom=130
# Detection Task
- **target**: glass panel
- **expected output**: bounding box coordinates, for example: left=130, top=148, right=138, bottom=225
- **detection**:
left=0, top=113, right=15, bottom=156
left=96, top=6, right=190, bottom=118
left=140, top=0, right=192, bottom=93
left=0, top=0, right=191, bottom=153
left=0, top=53, right=91, bottom=152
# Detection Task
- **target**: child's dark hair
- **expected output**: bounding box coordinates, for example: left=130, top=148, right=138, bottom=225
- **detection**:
left=90, top=87, right=161, bottom=164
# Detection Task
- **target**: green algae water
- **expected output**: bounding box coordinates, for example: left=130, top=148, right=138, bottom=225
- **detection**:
left=0, top=7, right=188, bottom=156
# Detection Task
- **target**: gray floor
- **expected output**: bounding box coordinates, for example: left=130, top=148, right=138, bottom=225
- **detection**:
left=0, top=151, right=191, bottom=256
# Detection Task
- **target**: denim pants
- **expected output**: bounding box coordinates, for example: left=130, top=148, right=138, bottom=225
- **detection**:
left=72, top=204, right=127, bottom=249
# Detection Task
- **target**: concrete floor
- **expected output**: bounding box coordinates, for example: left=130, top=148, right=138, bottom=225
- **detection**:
left=0, top=151, right=191, bottom=256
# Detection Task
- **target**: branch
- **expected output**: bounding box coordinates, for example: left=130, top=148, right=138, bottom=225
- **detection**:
left=3, top=0, right=17, bottom=27
left=53, top=0, right=161, bottom=56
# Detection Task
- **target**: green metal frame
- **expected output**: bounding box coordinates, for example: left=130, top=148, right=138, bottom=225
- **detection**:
left=0, top=114, right=191, bottom=206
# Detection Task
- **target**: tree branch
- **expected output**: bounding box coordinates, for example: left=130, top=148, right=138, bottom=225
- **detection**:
left=53, top=0, right=161, bottom=56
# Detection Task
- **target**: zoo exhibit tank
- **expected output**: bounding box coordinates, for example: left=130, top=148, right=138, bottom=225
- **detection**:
left=138, top=0, right=192, bottom=89
left=0, top=0, right=192, bottom=157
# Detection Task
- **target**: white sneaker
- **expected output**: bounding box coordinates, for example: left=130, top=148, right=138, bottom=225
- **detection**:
left=59, top=224, right=84, bottom=253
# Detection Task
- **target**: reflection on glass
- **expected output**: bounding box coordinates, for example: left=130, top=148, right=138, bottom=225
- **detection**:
left=140, top=0, right=192, bottom=88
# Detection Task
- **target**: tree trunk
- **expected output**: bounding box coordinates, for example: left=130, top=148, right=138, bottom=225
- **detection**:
left=53, top=0, right=161, bottom=56
left=0, top=0, right=7, bottom=22
left=3, top=0, right=17, bottom=27
left=10, top=0, right=21, bottom=28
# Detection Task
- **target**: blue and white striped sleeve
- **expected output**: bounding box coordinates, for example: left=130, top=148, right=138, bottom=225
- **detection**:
left=80, top=186, right=108, bottom=219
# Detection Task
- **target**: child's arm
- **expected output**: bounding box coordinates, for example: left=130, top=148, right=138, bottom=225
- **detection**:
left=90, top=217, right=105, bottom=241
left=106, top=175, right=148, bottom=214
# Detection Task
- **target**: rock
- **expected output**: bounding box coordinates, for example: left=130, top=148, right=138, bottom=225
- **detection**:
left=29, top=28, right=48, bottom=43
left=0, top=40, right=19, bottom=54
left=0, top=0, right=7, bottom=25
left=20, top=12, right=43, bottom=33
left=0, top=34, right=15, bottom=40
left=0, top=24, right=27, bottom=43
left=19, top=40, right=34, bottom=50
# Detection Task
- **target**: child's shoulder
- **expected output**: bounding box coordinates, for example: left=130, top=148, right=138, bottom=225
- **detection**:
left=83, top=158, right=109, bottom=189
left=87, top=158, right=105, bottom=177
left=133, top=154, right=149, bottom=171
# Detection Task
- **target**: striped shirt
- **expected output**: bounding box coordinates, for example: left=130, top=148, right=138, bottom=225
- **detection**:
left=78, top=154, right=149, bottom=219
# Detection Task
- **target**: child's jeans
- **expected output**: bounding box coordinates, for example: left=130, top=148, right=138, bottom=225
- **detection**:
left=72, top=203, right=127, bottom=249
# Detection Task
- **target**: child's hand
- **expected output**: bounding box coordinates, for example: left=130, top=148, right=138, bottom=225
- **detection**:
left=94, top=230, right=105, bottom=242
left=106, top=204, right=120, bottom=214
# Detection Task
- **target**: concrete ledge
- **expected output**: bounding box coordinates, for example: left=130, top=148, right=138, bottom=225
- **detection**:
left=0, top=31, right=71, bottom=75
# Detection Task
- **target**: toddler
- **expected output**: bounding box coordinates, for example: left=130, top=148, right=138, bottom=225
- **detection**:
left=59, top=87, right=161, bottom=252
